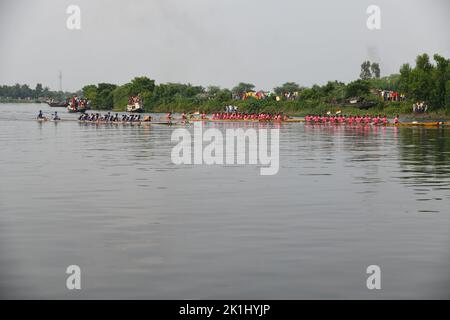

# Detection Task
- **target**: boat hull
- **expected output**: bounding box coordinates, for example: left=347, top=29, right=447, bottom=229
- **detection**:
left=190, top=118, right=303, bottom=123
left=127, top=109, right=144, bottom=113
left=47, top=102, right=67, bottom=108
left=78, top=120, right=171, bottom=125
left=126, top=106, right=144, bottom=113
left=126, top=102, right=144, bottom=113
left=67, top=107, right=87, bottom=113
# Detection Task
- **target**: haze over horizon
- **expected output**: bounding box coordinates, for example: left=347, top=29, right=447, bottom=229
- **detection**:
left=0, top=0, right=449, bottom=92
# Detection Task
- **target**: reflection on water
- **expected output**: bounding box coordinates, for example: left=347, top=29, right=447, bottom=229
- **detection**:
left=396, top=128, right=450, bottom=213
left=0, top=104, right=449, bottom=299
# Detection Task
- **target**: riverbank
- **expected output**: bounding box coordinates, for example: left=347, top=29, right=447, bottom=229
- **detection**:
left=134, top=100, right=450, bottom=119
left=3, top=99, right=450, bottom=120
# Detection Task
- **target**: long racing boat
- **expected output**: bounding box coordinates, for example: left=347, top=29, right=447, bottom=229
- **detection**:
left=189, top=117, right=450, bottom=127
left=189, top=118, right=304, bottom=123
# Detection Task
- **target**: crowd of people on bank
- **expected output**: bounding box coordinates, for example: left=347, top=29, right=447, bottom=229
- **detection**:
left=225, top=105, right=238, bottom=112
left=276, top=91, right=298, bottom=101
left=234, top=91, right=298, bottom=101
left=412, top=101, right=428, bottom=113
left=234, top=91, right=273, bottom=101
left=128, top=96, right=142, bottom=105
left=377, top=90, right=406, bottom=102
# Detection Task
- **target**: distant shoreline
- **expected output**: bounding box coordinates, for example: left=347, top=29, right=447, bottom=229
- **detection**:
left=0, top=99, right=44, bottom=104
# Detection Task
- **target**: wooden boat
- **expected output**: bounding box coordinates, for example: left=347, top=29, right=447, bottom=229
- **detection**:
left=189, top=118, right=304, bottom=123
left=46, top=101, right=67, bottom=108
left=37, top=117, right=65, bottom=122
left=388, top=121, right=450, bottom=127
left=67, top=105, right=87, bottom=113
left=304, top=121, right=450, bottom=127
left=189, top=117, right=450, bottom=127
left=67, top=97, right=88, bottom=113
left=127, top=103, right=144, bottom=113
left=34, top=115, right=450, bottom=128
left=127, top=96, right=144, bottom=113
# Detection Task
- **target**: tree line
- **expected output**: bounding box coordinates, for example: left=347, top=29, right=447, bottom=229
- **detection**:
left=0, top=83, right=71, bottom=100
left=398, top=53, right=449, bottom=109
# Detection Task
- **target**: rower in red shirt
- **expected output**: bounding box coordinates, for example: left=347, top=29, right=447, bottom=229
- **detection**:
left=394, top=115, right=399, bottom=124
left=373, top=115, right=379, bottom=125
left=348, top=116, right=354, bottom=125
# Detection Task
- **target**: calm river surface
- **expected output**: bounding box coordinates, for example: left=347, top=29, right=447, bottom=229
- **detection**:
left=0, top=103, right=449, bottom=299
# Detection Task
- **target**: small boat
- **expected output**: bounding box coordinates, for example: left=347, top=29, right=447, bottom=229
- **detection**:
left=67, top=97, right=88, bottom=113
left=127, top=96, right=144, bottom=113
left=47, top=100, right=68, bottom=108
left=389, top=121, right=450, bottom=127
left=127, top=103, right=144, bottom=113
left=37, top=118, right=64, bottom=123
left=67, top=106, right=86, bottom=113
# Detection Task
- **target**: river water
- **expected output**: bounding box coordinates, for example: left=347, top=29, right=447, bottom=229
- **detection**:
left=0, top=103, right=449, bottom=299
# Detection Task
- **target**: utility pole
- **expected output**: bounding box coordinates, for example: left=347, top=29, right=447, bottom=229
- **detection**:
left=58, top=70, right=63, bottom=92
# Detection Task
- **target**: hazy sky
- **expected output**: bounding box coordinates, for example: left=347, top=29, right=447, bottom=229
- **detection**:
left=0, top=0, right=449, bottom=92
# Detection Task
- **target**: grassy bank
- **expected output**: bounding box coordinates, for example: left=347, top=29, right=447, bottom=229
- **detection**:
left=4, top=98, right=448, bottom=119
left=119, top=99, right=449, bottom=119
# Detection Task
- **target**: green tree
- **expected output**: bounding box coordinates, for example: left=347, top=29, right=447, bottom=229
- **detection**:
left=42, top=86, right=50, bottom=98
left=416, top=53, right=433, bottom=72
left=431, top=54, right=449, bottom=108
left=82, top=85, right=98, bottom=107
left=370, top=62, right=380, bottom=78
left=446, top=80, right=450, bottom=114
left=409, top=54, right=434, bottom=104
left=274, top=82, right=300, bottom=96
left=232, top=82, right=255, bottom=96
left=216, top=88, right=232, bottom=102
left=299, top=88, right=319, bottom=100
left=360, top=61, right=372, bottom=80
left=112, top=83, right=132, bottom=110
left=206, top=86, right=221, bottom=98
left=35, top=83, right=43, bottom=98
left=398, top=63, right=412, bottom=94
left=184, top=84, right=204, bottom=97
left=20, top=84, right=32, bottom=98
left=96, top=83, right=116, bottom=109
left=129, top=76, right=155, bottom=95
left=345, top=80, right=370, bottom=98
